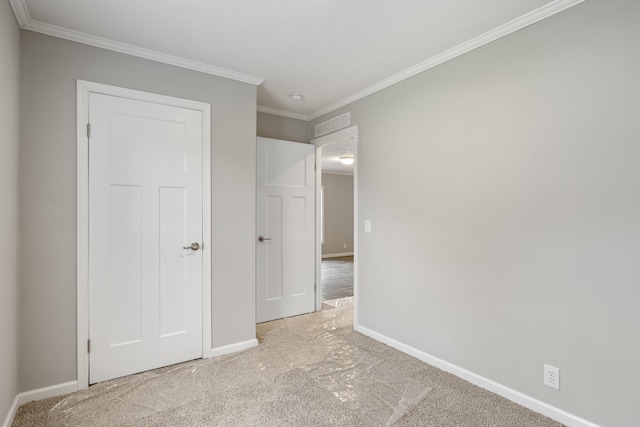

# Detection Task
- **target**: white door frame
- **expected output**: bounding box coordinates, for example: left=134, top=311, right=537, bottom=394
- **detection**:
left=76, top=80, right=212, bottom=389
left=311, top=126, right=358, bottom=324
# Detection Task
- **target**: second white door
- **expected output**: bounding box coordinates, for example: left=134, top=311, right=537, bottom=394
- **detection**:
left=89, top=92, right=204, bottom=384
left=256, top=137, right=316, bottom=323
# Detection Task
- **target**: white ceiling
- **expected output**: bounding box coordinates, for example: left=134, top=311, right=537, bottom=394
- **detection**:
left=12, top=0, right=583, bottom=120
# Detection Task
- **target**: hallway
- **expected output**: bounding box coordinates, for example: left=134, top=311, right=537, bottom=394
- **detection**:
left=321, top=256, right=354, bottom=301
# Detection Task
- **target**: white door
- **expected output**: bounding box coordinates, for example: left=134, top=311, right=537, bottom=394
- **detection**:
left=89, top=92, right=203, bottom=384
left=256, top=137, right=316, bottom=323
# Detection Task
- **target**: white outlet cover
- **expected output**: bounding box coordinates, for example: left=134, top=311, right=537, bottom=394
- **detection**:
left=544, top=364, right=560, bottom=390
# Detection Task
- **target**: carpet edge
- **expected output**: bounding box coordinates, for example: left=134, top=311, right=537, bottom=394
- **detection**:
left=354, top=324, right=600, bottom=427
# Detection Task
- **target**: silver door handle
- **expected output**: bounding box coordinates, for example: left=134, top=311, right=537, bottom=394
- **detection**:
left=183, top=242, right=200, bottom=251
left=257, top=236, right=271, bottom=242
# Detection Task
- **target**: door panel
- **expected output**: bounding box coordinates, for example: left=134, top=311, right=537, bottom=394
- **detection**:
left=290, top=196, right=308, bottom=296
left=89, top=93, right=203, bottom=384
left=266, top=149, right=309, bottom=187
left=109, top=113, right=186, bottom=172
left=257, top=137, right=315, bottom=323
left=266, top=195, right=284, bottom=300
left=109, top=184, right=143, bottom=346
left=159, top=186, right=188, bottom=337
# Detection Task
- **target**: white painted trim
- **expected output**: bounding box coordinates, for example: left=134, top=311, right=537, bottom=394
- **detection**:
left=10, top=0, right=585, bottom=120
left=2, top=381, right=79, bottom=427
left=257, top=0, right=587, bottom=122
left=257, top=105, right=309, bottom=121
left=353, top=134, right=359, bottom=327
left=76, top=81, right=90, bottom=390
left=354, top=325, right=600, bottom=427
left=201, top=107, right=213, bottom=360
left=322, top=252, right=354, bottom=259
left=307, top=0, right=585, bottom=120
left=76, top=80, right=213, bottom=388
left=16, top=381, right=78, bottom=405
left=3, top=342, right=250, bottom=426
left=8, top=0, right=29, bottom=27
left=9, top=0, right=263, bottom=86
left=321, top=170, right=353, bottom=177
left=312, top=126, right=358, bottom=322
left=211, top=339, right=259, bottom=358
left=2, top=395, right=19, bottom=427
left=314, top=146, right=323, bottom=311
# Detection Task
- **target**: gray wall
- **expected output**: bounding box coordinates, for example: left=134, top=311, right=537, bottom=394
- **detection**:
left=0, top=1, right=20, bottom=420
left=19, top=32, right=258, bottom=392
left=257, top=111, right=309, bottom=142
left=310, top=1, right=640, bottom=425
left=322, top=173, right=354, bottom=256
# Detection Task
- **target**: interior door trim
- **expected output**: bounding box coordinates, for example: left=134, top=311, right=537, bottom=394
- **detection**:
left=76, top=80, right=212, bottom=390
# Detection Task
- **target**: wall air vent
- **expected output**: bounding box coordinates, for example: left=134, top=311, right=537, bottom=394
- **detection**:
left=315, top=112, right=350, bottom=137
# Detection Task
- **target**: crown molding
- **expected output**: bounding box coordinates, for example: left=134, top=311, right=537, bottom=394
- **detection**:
left=9, top=0, right=264, bottom=86
left=257, top=105, right=310, bottom=121
left=8, top=0, right=30, bottom=27
left=10, top=0, right=585, bottom=116
left=306, top=0, right=585, bottom=121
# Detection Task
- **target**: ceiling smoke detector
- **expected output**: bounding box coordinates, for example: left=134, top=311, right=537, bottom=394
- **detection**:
left=289, top=92, right=304, bottom=101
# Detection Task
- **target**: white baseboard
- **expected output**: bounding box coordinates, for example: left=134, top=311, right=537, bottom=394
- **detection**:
left=2, top=338, right=258, bottom=426
left=6, top=328, right=599, bottom=427
left=211, top=338, right=258, bottom=358
left=2, top=395, right=19, bottom=427
left=354, top=325, right=600, bottom=427
left=3, top=381, right=78, bottom=427
left=2, top=339, right=259, bottom=426
left=322, top=252, right=354, bottom=259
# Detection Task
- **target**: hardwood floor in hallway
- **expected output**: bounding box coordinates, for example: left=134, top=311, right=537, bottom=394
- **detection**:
left=321, top=256, right=353, bottom=301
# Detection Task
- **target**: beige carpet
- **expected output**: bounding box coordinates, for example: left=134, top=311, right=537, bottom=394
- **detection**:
left=12, top=298, right=563, bottom=426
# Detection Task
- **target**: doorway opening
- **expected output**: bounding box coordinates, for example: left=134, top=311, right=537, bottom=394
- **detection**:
left=312, top=126, right=358, bottom=320
left=319, top=170, right=354, bottom=301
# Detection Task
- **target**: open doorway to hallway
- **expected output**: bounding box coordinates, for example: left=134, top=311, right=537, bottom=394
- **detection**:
left=320, top=170, right=354, bottom=301
left=313, top=126, right=357, bottom=305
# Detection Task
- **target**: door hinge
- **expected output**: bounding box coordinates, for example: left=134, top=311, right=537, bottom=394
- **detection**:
left=87, top=339, right=91, bottom=353
left=314, top=284, right=317, bottom=291
left=87, top=123, right=91, bottom=139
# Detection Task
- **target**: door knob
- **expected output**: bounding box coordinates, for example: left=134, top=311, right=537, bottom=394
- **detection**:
left=183, top=242, right=200, bottom=251
left=257, top=236, right=271, bottom=243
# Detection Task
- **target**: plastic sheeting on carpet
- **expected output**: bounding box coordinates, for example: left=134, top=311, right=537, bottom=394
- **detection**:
left=256, top=298, right=432, bottom=424
left=19, top=298, right=432, bottom=426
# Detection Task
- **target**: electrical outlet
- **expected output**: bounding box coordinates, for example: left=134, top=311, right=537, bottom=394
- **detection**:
left=544, top=364, right=560, bottom=390
left=343, top=243, right=347, bottom=249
